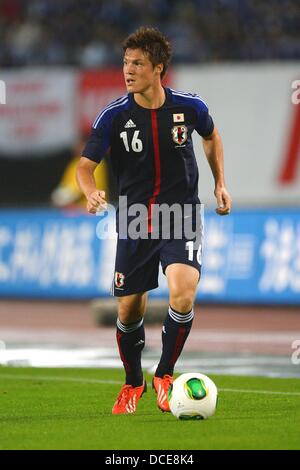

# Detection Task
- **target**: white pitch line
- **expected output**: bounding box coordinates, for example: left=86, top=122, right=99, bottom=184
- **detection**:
left=1, top=373, right=300, bottom=396
left=220, top=388, right=300, bottom=396
left=0, top=373, right=121, bottom=385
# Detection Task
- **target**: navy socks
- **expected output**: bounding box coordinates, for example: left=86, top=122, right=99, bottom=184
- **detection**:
left=116, top=305, right=194, bottom=385
left=116, top=317, right=145, bottom=387
left=155, top=306, right=194, bottom=378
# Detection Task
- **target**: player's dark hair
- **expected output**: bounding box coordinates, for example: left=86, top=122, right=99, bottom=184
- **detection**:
left=123, top=26, right=172, bottom=79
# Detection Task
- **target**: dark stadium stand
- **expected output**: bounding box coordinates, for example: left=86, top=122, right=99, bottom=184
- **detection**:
left=0, top=0, right=299, bottom=67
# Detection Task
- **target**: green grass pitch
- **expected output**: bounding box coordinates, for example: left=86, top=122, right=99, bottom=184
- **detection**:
left=0, top=367, right=299, bottom=450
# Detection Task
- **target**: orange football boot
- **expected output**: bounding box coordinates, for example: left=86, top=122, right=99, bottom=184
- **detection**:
left=112, top=381, right=147, bottom=414
left=152, top=375, right=174, bottom=412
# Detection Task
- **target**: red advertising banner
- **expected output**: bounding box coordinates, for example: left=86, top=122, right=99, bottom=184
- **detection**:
left=278, top=103, right=300, bottom=184
left=79, top=69, right=126, bottom=135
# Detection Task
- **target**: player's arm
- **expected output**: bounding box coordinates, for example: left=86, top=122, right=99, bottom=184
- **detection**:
left=76, top=156, right=107, bottom=214
left=202, top=127, right=232, bottom=215
left=76, top=108, right=112, bottom=214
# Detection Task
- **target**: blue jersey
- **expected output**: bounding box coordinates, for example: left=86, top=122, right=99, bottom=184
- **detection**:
left=82, top=87, right=214, bottom=210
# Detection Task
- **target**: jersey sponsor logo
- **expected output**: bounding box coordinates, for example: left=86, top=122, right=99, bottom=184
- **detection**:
left=124, top=119, right=136, bottom=128
left=171, top=125, right=188, bottom=145
left=115, top=271, right=125, bottom=288
left=173, top=113, right=184, bottom=122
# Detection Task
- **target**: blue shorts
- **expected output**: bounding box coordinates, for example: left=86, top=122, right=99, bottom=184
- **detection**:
left=111, top=215, right=203, bottom=297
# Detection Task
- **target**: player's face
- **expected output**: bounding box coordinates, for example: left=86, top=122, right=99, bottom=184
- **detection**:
left=123, top=48, right=162, bottom=93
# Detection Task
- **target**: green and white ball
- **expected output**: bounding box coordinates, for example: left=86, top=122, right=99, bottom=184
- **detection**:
left=168, top=373, right=218, bottom=420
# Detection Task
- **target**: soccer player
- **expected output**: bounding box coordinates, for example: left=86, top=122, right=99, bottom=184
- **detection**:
left=76, top=27, right=231, bottom=415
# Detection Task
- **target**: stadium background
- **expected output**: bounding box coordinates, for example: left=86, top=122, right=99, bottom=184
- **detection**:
left=0, top=0, right=300, bottom=378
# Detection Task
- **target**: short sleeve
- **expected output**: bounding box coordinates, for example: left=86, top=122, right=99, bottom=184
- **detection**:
left=193, top=98, right=214, bottom=137
left=81, top=126, right=111, bottom=163
left=81, top=111, right=112, bottom=163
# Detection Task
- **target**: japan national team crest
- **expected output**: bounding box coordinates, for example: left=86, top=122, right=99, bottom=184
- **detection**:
left=171, top=125, right=188, bottom=145
left=115, top=272, right=125, bottom=288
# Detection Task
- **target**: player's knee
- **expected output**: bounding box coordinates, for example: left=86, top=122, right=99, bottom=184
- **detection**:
left=117, top=298, right=145, bottom=324
left=169, top=290, right=195, bottom=314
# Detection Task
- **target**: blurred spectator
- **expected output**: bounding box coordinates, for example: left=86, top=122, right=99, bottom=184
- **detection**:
left=6, top=18, right=43, bottom=65
left=0, top=0, right=299, bottom=66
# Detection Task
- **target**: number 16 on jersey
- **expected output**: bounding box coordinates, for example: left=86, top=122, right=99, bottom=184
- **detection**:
left=120, top=130, right=143, bottom=153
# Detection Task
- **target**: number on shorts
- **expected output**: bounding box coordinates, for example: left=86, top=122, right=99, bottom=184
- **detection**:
left=186, top=241, right=202, bottom=263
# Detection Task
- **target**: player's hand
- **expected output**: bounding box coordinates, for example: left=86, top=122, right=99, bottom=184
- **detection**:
left=214, top=186, right=232, bottom=216
left=86, top=190, right=107, bottom=214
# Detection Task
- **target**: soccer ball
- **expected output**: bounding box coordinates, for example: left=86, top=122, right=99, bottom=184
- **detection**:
left=168, top=372, right=218, bottom=420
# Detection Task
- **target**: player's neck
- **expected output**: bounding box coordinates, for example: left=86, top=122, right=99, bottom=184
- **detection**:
left=134, top=84, right=165, bottom=110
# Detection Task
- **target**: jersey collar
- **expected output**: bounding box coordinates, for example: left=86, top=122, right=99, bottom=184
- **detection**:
left=128, top=87, right=172, bottom=111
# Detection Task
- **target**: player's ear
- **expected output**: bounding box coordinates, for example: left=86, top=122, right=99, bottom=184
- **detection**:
left=155, top=63, right=164, bottom=76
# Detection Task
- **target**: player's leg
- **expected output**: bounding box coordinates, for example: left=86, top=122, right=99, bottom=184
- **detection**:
left=153, top=218, right=202, bottom=412
left=111, top=237, right=161, bottom=414
left=113, top=238, right=160, bottom=389
left=117, top=292, right=147, bottom=388
left=155, top=263, right=199, bottom=377
left=112, top=292, right=148, bottom=414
